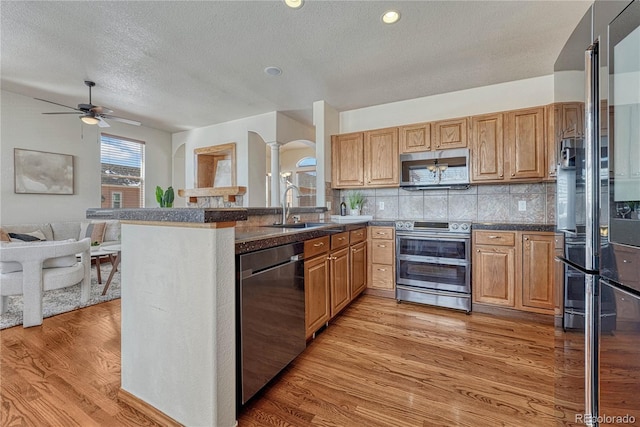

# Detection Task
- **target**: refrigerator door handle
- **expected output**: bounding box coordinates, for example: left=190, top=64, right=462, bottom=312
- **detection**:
left=584, top=41, right=600, bottom=427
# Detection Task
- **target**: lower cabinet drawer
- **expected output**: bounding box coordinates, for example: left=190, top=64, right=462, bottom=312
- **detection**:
left=370, top=263, right=394, bottom=290
left=371, top=241, right=394, bottom=264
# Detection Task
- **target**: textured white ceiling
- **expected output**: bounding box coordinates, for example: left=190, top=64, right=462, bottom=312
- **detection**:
left=1, top=1, right=592, bottom=133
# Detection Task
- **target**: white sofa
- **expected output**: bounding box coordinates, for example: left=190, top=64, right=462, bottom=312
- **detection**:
left=1, top=220, right=120, bottom=245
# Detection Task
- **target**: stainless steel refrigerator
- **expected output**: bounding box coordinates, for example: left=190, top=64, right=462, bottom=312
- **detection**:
left=554, top=1, right=636, bottom=424
left=598, top=1, right=640, bottom=424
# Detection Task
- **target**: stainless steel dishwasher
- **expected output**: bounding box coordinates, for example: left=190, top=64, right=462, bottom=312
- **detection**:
left=237, top=242, right=306, bottom=406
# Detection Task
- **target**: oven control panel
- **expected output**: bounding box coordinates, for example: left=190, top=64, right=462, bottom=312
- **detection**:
left=395, top=220, right=471, bottom=233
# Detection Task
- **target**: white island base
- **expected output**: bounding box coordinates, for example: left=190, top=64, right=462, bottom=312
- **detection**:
left=119, top=221, right=236, bottom=427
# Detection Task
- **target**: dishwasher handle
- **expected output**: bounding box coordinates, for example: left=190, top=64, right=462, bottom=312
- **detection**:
left=241, top=253, right=304, bottom=279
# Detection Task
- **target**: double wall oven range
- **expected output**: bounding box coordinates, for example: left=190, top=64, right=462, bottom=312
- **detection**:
left=395, top=221, right=472, bottom=312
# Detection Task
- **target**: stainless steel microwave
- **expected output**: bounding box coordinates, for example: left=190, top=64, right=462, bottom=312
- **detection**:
left=399, top=148, right=470, bottom=190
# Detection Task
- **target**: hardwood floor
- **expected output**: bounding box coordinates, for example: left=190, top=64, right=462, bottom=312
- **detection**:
left=238, top=296, right=584, bottom=427
left=0, top=300, right=180, bottom=427
left=1, top=295, right=584, bottom=426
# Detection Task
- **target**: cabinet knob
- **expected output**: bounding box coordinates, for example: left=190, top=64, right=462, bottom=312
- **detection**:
left=499, top=174, right=504, bottom=177
left=477, top=249, right=480, bottom=252
left=524, top=237, right=529, bottom=241
left=511, top=173, right=515, bottom=176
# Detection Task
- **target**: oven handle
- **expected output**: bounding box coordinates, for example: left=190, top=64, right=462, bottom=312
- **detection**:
left=396, top=233, right=470, bottom=243
left=396, top=253, right=470, bottom=266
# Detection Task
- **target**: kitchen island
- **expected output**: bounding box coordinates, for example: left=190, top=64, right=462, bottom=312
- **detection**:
left=87, top=208, right=246, bottom=427
left=86, top=208, right=368, bottom=426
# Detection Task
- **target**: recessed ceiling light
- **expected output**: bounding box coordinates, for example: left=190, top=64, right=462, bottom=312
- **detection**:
left=382, top=10, right=400, bottom=24
left=264, top=66, right=282, bottom=76
left=284, top=0, right=304, bottom=9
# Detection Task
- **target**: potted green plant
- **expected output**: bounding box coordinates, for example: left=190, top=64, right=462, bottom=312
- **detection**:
left=346, top=190, right=366, bottom=216
left=155, top=186, right=175, bottom=207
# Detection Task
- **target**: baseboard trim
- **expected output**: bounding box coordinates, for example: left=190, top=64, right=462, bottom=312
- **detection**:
left=118, top=388, right=183, bottom=426
left=365, top=288, right=395, bottom=299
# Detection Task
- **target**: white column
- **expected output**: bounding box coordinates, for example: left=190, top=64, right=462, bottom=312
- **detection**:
left=267, top=141, right=282, bottom=207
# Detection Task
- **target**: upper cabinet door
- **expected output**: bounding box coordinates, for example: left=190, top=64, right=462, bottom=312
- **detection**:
left=399, top=123, right=431, bottom=153
left=505, top=107, right=546, bottom=180
left=433, top=117, right=468, bottom=150
left=364, top=127, right=399, bottom=187
left=332, top=132, right=364, bottom=188
left=560, top=102, right=584, bottom=139
left=471, top=113, right=504, bottom=182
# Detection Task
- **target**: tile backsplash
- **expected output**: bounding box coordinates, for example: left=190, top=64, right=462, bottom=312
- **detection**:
left=334, top=182, right=556, bottom=224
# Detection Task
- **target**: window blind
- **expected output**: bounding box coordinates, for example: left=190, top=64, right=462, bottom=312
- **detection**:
left=100, top=133, right=145, bottom=208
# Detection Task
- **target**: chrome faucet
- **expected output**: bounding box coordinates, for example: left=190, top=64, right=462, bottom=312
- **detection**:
left=282, top=184, right=300, bottom=225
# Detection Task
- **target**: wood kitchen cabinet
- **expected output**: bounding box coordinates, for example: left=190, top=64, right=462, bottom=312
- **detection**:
left=433, top=117, right=468, bottom=150
left=305, top=228, right=367, bottom=338
left=332, top=127, right=398, bottom=188
left=399, top=122, right=431, bottom=153
left=473, top=230, right=561, bottom=316
left=349, top=228, right=367, bottom=298
left=368, top=226, right=395, bottom=294
left=471, top=113, right=504, bottom=182
left=470, top=107, right=545, bottom=183
left=332, top=132, right=365, bottom=188
left=304, top=236, right=330, bottom=339
left=521, top=233, right=556, bottom=313
left=505, top=107, right=546, bottom=180
left=330, top=232, right=351, bottom=317
left=472, top=231, right=516, bottom=307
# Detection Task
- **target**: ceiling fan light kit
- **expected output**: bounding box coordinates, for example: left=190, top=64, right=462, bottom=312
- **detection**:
left=36, top=80, right=141, bottom=127
left=80, top=114, right=99, bottom=125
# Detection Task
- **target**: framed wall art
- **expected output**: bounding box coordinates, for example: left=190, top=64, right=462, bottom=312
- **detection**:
left=14, top=148, right=74, bottom=195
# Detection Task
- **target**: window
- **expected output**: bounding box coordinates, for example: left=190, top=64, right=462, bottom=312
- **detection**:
left=111, top=192, right=122, bottom=208
left=295, top=157, right=316, bottom=207
left=100, top=134, right=145, bottom=208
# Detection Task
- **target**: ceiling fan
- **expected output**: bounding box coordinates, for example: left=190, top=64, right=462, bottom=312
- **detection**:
left=35, top=80, right=141, bottom=127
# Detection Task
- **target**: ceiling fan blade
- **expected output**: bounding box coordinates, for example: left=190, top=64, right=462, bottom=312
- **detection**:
left=97, top=117, right=111, bottom=128
left=101, top=114, right=141, bottom=126
left=34, top=98, right=80, bottom=111
left=42, top=112, right=82, bottom=115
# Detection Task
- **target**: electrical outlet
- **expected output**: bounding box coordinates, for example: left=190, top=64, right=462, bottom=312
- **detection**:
left=518, top=200, right=527, bottom=211
left=326, top=201, right=331, bottom=210
left=379, top=201, right=385, bottom=210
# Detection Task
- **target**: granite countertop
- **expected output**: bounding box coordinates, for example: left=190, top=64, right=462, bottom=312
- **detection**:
left=235, top=221, right=368, bottom=254
left=472, top=222, right=557, bottom=232
left=87, top=207, right=247, bottom=223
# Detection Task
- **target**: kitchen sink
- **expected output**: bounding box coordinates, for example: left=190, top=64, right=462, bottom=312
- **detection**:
left=263, top=222, right=329, bottom=229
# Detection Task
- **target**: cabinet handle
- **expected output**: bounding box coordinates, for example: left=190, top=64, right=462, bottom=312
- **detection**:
left=378, top=244, right=386, bottom=248
left=313, top=242, right=325, bottom=247
left=338, top=237, right=346, bottom=241
left=488, top=235, right=501, bottom=239
left=376, top=232, right=387, bottom=235
left=378, top=268, right=387, bottom=272
left=623, top=259, right=632, bottom=263
left=327, top=256, right=337, bottom=260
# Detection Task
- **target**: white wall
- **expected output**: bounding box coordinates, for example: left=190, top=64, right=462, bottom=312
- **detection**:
left=1, top=90, right=172, bottom=224
left=339, top=75, right=555, bottom=133
left=174, top=111, right=315, bottom=206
